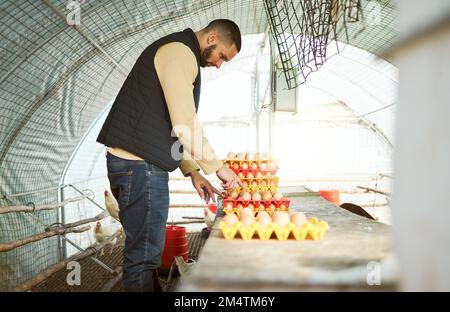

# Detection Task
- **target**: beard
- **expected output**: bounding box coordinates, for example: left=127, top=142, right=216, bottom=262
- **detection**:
left=199, top=44, right=216, bottom=67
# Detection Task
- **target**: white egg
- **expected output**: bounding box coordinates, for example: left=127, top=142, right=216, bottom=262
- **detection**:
left=238, top=172, right=245, bottom=179
left=257, top=214, right=272, bottom=228
left=236, top=204, right=244, bottom=212
left=242, top=181, right=248, bottom=188
left=260, top=162, right=267, bottom=170
left=247, top=172, right=254, bottom=179
left=268, top=204, right=276, bottom=213
left=251, top=162, right=258, bottom=170
left=225, top=202, right=234, bottom=212
left=230, top=191, right=239, bottom=199
left=255, top=171, right=263, bottom=179
left=242, top=162, right=249, bottom=170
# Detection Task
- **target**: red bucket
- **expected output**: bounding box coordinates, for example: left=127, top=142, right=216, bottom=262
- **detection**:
left=319, top=189, right=340, bottom=206
left=207, top=203, right=217, bottom=214
left=160, top=225, right=188, bottom=270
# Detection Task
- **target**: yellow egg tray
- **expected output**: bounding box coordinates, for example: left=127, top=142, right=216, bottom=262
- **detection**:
left=219, top=218, right=329, bottom=241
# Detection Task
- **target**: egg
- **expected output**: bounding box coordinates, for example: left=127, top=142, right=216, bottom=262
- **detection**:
left=257, top=203, right=266, bottom=212
left=226, top=152, right=236, bottom=160
left=251, top=162, right=258, bottom=170
left=242, top=181, right=248, bottom=188
left=268, top=203, right=276, bottom=213
left=257, top=214, right=272, bottom=228
left=238, top=172, right=245, bottom=179
left=225, top=202, right=234, bottom=212
left=236, top=153, right=245, bottom=160
left=247, top=172, right=254, bottom=179
left=262, top=191, right=272, bottom=201
left=236, top=203, right=244, bottom=212
left=291, top=212, right=307, bottom=227
left=251, top=192, right=262, bottom=201
left=242, top=192, right=251, bottom=201
left=223, top=213, right=238, bottom=226
left=241, top=207, right=254, bottom=218
left=265, top=172, right=272, bottom=178
left=279, top=204, right=288, bottom=211
left=256, top=211, right=270, bottom=219
left=247, top=203, right=255, bottom=211
left=232, top=163, right=239, bottom=170
left=240, top=215, right=255, bottom=227
left=255, top=171, right=263, bottom=179
left=273, top=192, right=283, bottom=201
left=251, top=181, right=258, bottom=188
left=260, top=180, right=267, bottom=187
left=242, top=162, right=249, bottom=170
left=260, top=162, right=267, bottom=170
left=272, top=211, right=290, bottom=227
left=230, top=191, right=239, bottom=199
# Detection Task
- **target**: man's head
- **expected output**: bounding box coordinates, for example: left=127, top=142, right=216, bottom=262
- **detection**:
left=195, top=19, right=241, bottom=69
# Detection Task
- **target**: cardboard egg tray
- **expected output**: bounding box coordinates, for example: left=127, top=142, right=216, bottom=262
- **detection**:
left=222, top=198, right=290, bottom=214
left=219, top=217, right=329, bottom=241
left=233, top=177, right=279, bottom=193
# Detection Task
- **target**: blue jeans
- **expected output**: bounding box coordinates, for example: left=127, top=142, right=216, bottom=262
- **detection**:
left=106, top=152, right=169, bottom=292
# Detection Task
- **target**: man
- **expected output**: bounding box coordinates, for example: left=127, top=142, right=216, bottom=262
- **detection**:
left=96, top=19, right=243, bottom=292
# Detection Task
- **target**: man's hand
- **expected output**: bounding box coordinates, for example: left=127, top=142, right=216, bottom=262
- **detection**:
left=216, top=165, right=243, bottom=191
left=189, top=170, right=223, bottom=203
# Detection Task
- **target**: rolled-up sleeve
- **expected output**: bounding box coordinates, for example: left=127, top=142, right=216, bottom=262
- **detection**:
left=154, top=42, right=223, bottom=175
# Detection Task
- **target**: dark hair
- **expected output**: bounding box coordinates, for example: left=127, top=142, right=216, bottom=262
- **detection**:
left=204, top=19, right=242, bottom=52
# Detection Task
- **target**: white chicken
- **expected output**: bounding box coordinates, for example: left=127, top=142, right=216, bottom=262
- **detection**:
left=94, top=221, right=118, bottom=256
left=174, top=256, right=196, bottom=276
left=203, top=206, right=216, bottom=230
left=104, top=190, right=120, bottom=220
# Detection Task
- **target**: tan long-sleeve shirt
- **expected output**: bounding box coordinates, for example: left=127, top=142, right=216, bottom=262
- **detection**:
left=108, top=41, right=222, bottom=176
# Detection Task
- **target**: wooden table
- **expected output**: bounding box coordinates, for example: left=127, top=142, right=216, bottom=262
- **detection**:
left=180, top=191, right=395, bottom=291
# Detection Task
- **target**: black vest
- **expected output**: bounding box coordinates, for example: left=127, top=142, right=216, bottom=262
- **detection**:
left=96, top=28, right=201, bottom=171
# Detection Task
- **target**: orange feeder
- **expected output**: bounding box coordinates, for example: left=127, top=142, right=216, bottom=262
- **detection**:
left=319, top=189, right=340, bottom=206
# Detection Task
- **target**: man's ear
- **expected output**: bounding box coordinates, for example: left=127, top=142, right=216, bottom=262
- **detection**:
left=207, top=31, right=219, bottom=44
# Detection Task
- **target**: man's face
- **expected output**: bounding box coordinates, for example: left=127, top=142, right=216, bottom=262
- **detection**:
left=200, top=36, right=238, bottom=69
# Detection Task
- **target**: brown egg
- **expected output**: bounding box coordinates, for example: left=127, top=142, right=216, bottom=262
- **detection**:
left=272, top=211, right=290, bottom=227
left=223, top=213, right=238, bottom=226
left=268, top=203, right=276, bottom=213
left=226, top=152, right=236, bottom=160
left=273, top=192, right=283, bottom=201
left=242, top=192, right=251, bottom=201
left=225, top=202, right=234, bottom=212
left=242, top=181, right=248, bottom=188
left=291, top=212, right=307, bottom=227
left=251, top=192, right=262, bottom=201
left=240, top=215, right=255, bottom=227
left=230, top=191, right=239, bottom=199
left=241, top=207, right=254, bottom=218
left=251, top=181, right=258, bottom=188
left=262, top=191, right=272, bottom=201
left=257, top=214, right=272, bottom=228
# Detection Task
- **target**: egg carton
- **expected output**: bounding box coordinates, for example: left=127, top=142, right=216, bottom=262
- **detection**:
left=234, top=184, right=279, bottom=194
left=219, top=217, right=329, bottom=241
